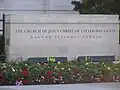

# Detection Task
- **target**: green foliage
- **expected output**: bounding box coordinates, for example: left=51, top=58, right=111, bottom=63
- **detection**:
left=71, top=0, right=120, bottom=17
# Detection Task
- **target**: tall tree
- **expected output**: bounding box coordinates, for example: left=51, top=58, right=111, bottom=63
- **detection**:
left=71, top=0, right=120, bottom=16
left=115, top=0, right=120, bottom=15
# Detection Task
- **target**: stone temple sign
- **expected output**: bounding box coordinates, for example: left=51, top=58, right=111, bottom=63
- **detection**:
left=5, top=14, right=119, bottom=61
left=0, top=0, right=119, bottom=61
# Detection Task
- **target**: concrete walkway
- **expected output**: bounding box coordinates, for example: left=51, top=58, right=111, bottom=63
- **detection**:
left=0, top=83, right=120, bottom=90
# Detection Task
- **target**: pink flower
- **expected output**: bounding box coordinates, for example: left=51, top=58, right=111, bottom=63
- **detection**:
left=15, top=80, right=23, bottom=85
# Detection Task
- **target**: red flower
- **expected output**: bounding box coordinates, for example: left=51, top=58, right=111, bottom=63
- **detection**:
left=46, top=71, right=53, bottom=78
left=22, top=79, right=29, bottom=84
left=22, top=69, right=29, bottom=77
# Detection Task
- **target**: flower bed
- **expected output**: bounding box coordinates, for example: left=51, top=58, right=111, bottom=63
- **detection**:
left=0, top=60, right=120, bottom=85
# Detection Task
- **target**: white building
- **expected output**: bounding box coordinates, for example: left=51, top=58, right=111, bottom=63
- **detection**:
left=0, top=0, right=77, bottom=15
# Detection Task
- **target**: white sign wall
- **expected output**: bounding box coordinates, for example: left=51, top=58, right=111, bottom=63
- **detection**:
left=5, top=14, right=119, bottom=61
